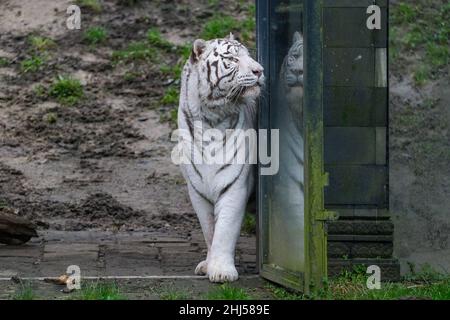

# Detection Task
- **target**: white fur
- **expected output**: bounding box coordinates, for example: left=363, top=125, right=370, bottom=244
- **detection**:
left=178, top=37, right=263, bottom=282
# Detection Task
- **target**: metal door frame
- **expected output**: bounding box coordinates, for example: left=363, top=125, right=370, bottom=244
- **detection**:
left=256, top=0, right=334, bottom=293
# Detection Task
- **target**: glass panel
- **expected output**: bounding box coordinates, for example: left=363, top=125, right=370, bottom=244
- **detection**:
left=267, top=0, right=305, bottom=272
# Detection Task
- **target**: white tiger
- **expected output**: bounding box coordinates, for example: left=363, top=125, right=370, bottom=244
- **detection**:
left=177, top=34, right=264, bottom=282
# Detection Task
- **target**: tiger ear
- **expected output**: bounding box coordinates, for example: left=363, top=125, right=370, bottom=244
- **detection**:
left=190, top=39, right=206, bottom=63
left=293, top=31, right=303, bottom=44
left=228, top=32, right=235, bottom=41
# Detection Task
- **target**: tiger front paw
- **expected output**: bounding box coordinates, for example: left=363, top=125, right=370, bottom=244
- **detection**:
left=207, top=260, right=239, bottom=283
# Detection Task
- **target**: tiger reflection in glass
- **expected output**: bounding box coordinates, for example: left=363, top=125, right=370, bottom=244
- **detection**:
left=270, top=31, right=305, bottom=271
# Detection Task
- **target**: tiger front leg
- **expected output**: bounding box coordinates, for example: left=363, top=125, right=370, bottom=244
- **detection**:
left=207, top=189, right=247, bottom=283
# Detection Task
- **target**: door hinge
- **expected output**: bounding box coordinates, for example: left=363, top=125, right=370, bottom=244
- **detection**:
left=315, top=210, right=339, bottom=221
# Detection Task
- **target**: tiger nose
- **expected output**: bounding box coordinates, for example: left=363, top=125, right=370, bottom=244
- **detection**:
left=252, top=68, right=263, bottom=78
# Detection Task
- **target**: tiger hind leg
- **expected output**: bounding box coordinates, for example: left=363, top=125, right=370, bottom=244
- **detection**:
left=187, top=183, right=215, bottom=276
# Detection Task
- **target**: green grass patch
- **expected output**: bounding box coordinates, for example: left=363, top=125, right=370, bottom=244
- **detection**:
left=49, top=75, right=84, bottom=105
left=200, top=9, right=256, bottom=45
left=147, top=28, right=173, bottom=51
left=390, top=2, right=449, bottom=74
left=241, top=212, right=256, bottom=235
left=0, top=57, right=9, bottom=67
left=426, top=43, right=449, bottom=67
left=33, top=84, right=47, bottom=97
left=76, top=0, right=102, bottom=13
left=112, top=41, right=158, bottom=63
left=177, top=43, right=192, bottom=61
left=413, top=65, right=431, bottom=86
left=391, top=3, right=418, bottom=24
left=266, top=265, right=450, bottom=300
left=403, top=28, right=425, bottom=49
left=161, top=87, right=179, bottom=105
left=201, top=15, right=240, bottom=39
left=77, top=282, right=126, bottom=300
left=265, top=283, right=304, bottom=300
left=12, top=283, right=35, bottom=300
left=84, top=26, right=107, bottom=45
left=208, top=0, right=219, bottom=6
left=29, top=36, right=55, bottom=52
left=21, top=55, right=45, bottom=73
left=44, top=112, right=58, bottom=124
left=170, top=108, right=178, bottom=125
left=160, top=63, right=183, bottom=80
left=160, top=289, right=190, bottom=300
left=123, top=70, right=144, bottom=81
left=207, top=284, right=251, bottom=300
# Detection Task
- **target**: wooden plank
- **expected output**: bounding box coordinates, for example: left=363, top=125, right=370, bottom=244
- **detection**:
left=324, top=86, right=387, bottom=126
left=324, top=127, right=376, bottom=164
left=324, top=48, right=374, bottom=87
left=324, top=7, right=387, bottom=48
left=324, top=165, right=388, bottom=205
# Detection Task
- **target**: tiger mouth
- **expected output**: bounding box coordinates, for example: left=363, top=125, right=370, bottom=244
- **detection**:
left=241, top=83, right=261, bottom=96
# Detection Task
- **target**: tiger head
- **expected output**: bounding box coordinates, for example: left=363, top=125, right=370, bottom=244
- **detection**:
left=189, top=34, right=264, bottom=107
left=283, top=31, right=303, bottom=87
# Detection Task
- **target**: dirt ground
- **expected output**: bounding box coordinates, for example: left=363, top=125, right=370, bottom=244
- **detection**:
left=0, top=0, right=259, bottom=294
left=388, top=0, right=450, bottom=274
left=0, top=0, right=207, bottom=234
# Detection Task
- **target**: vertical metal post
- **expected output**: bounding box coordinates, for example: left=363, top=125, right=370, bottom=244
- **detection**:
left=303, top=0, right=327, bottom=293
left=256, top=0, right=270, bottom=275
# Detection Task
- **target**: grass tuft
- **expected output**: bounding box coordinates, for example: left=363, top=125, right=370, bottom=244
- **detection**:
left=76, top=0, right=102, bottom=13
left=29, top=36, right=55, bottom=52
left=207, top=284, right=250, bottom=300
left=147, top=28, right=173, bottom=51
left=78, top=282, right=125, bottom=300
left=12, top=283, right=35, bottom=300
left=0, top=57, right=9, bottom=67
left=21, top=56, right=45, bottom=73
left=201, top=15, right=240, bottom=39
left=390, top=1, right=449, bottom=82
left=265, top=265, right=450, bottom=300
left=160, top=289, right=190, bottom=300
left=161, top=87, right=179, bottom=105
left=112, top=41, right=158, bottom=63
left=44, top=112, right=58, bottom=124
left=49, top=75, right=84, bottom=105
left=426, top=43, right=449, bottom=67
left=241, top=212, right=256, bottom=235
left=413, top=65, right=430, bottom=86
left=392, top=3, right=418, bottom=24
left=84, top=26, right=107, bottom=45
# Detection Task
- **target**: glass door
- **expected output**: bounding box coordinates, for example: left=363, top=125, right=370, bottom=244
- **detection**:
left=257, top=0, right=331, bottom=293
